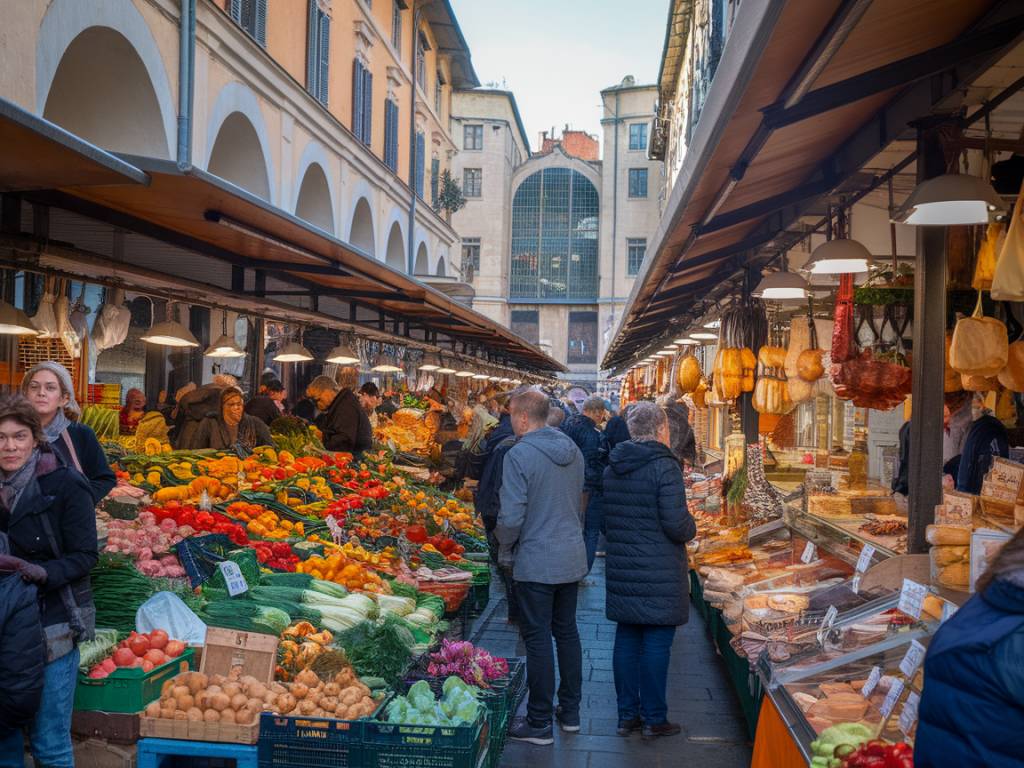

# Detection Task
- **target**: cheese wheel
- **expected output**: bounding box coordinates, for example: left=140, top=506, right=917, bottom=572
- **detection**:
left=938, top=562, right=970, bottom=588
left=926, top=524, right=972, bottom=546
left=931, top=545, right=969, bottom=566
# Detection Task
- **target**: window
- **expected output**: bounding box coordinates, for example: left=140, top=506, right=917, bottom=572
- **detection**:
left=391, top=2, right=402, bottom=50
left=463, top=168, right=482, bottom=198
left=626, top=238, right=646, bottom=276
left=230, top=0, right=267, bottom=47
left=351, top=59, right=373, bottom=145
left=510, top=168, right=599, bottom=301
left=434, top=74, right=443, bottom=114
left=511, top=310, right=539, bottom=346
left=568, top=311, right=598, bottom=364
left=628, top=123, right=648, bottom=151
left=463, top=124, right=483, bottom=151
left=461, top=238, right=481, bottom=280
left=628, top=168, right=648, bottom=198
left=416, top=35, right=427, bottom=90
left=383, top=99, right=399, bottom=171
left=306, top=2, right=330, bottom=106
left=430, top=157, right=440, bottom=207
left=415, top=132, right=425, bottom=197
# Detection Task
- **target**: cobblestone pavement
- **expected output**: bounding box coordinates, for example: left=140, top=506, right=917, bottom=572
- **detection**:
left=469, top=560, right=753, bottom=768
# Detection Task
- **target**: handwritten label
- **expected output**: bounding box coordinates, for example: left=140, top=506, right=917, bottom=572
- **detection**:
left=851, top=574, right=862, bottom=594
left=880, top=678, right=905, bottom=718
left=801, top=541, right=817, bottom=564
left=938, top=491, right=974, bottom=527
left=898, top=578, right=928, bottom=620
left=940, top=601, right=959, bottom=625
left=856, top=544, right=876, bottom=573
left=861, top=666, right=882, bottom=697
left=989, top=457, right=1024, bottom=495
left=218, top=561, right=248, bottom=596
left=899, top=639, right=927, bottom=677
left=898, top=692, right=921, bottom=737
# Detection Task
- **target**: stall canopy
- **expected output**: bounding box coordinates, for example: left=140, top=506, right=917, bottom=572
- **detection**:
left=604, top=0, right=1024, bottom=371
left=0, top=100, right=563, bottom=375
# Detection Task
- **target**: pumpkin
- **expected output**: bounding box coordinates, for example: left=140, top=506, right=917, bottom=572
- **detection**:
left=758, top=345, right=787, bottom=369
left=949, top=293, right=1008, bottom=377
left=676, top=354, right=702, bottom=394
left=944, top=331, right=963, bottom=393
left=997, top=340, right=1024, bottom=392
left=752, top=372, right=791, bottom=415
left=797, top=348, right=825, bottom=381
left=961, top=372, right=999, bottom=392
left=740, top=347, right=756, bottom=393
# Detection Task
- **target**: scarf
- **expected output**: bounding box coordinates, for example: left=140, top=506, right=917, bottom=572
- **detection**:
left=0, top=448, right=40, bottom=514
left=44, top=409, right=71, bottom=444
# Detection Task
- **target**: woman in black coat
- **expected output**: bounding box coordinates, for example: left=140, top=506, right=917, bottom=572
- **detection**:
left=0, top=532, right=45, bottom=737
left=191, top=387, right=274, bottom=454
left=0, top=395, right=97, bottom=767
left=602, top=402, right=696, bottom=740
left=22, top=361, right=116, bottom=504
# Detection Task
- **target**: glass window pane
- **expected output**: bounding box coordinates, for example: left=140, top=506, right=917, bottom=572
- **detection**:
left=511, top=309, right=539, bottom=346
left=567, top=311, right=597, bottom=364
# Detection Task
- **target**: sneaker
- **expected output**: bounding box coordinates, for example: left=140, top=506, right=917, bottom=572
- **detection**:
left=642, top=721, right=682, bottom=740
left=555, top=705, right=580, bottom=733
left=508, top=716, right=554, bottom=746
left=616, top=716, right=642, bottom=737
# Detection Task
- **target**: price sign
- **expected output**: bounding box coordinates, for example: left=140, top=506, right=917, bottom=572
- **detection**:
left=898, top=692, right=921, bottom=737
left=880, top=678, right=905, bottom=718
left=938, top=491, right=974, bottom=527
left=861, top=666, right=882, bottom=697
left=898, top=578, right=928, bottom=620
left=851, top=574, right=862, bottom=594
left=940, top=601, right=959, bottom=625
left=899, top=639, right=927, bottom=677
left=822, top=605, right=838, bottom=629
left=218, top=561, right=248, bottom=596
left=856, top=543, right=877, bottom=573
left=801, top=541, right=817, bottom=564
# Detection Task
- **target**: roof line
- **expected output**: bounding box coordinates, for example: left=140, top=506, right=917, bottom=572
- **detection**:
left=453, top=89, right=532, bottom=155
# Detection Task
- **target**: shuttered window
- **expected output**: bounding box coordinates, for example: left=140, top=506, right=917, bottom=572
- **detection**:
left=306, top=2, right=330, bottom=106
left=383, top=99, right=399, bottom=172
left=351, top=59, right=373, bottom=145
left=230, top=0, right=267, bottom=47
left=430, top=157, right=440, bottom=207
left=415, top=132, right=425, bottom=198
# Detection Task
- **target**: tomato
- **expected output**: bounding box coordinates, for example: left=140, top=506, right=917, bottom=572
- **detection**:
left=88, top=667, right=108, bottom=679
left=405, top=524, right=428, bottom=543
left=148, top=629, right=168, bottom=650
left=101, top=658, right=116, bottom=673
left=165, top=640, right=185, bottom=658
left=141, top=660, right=155, bottom=673
left=144, top=649, right=167, bottom=666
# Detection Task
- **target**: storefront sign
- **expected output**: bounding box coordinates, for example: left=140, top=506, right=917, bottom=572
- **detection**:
left=218, top=561, right=248, bottom=596
left=897, top=579, right=927, bottom=620
left=898, top=639, right=926, bottom=677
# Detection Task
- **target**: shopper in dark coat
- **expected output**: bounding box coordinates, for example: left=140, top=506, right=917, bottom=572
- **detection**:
left=0, top=532, right=45, bottom=736
left=917, top=526, right=1024, bottom=767
left=308, top=370, right=373, bottom=455
left=245, top=380, right=286, bottom=425
left=192, top=388, right=274, bottom=453
left=955, top=412, right=1008, bottom=494
left=561, top=396, right=608, bottom=570
left=657, top=396, right=697, bottom=466
left=601, top=414, right=631, bottom=455
left=475, top=410, right=518, bottom=622
left=602, top=402, right=696, bottom=740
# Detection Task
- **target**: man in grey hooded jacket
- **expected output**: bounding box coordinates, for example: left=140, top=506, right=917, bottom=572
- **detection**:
left=497, top=389, right=587, bottom=745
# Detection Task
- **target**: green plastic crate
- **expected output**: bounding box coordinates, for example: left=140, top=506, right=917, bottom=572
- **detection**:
left=363, top=698, right=489, bottom=768
left=74, top=649, right=194, bottom=713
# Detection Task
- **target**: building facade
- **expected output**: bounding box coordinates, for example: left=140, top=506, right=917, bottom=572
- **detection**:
left=1, top=0, right=476, bottom=278
left=451, top=79, right=661, bottom=388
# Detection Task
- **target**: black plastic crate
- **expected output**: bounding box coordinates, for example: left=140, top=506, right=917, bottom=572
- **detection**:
left=363, top=699, right=488, bottom=768
left=257, top=713, right=363, bottom=768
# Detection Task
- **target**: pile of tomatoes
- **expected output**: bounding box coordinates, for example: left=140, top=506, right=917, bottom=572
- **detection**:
left=86, top=629, right=186, bottom=679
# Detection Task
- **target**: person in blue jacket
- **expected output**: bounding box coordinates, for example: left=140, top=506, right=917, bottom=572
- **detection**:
left=916, top=526, right=1024, bottom=767
left=22, top=361, right=115, bottom=504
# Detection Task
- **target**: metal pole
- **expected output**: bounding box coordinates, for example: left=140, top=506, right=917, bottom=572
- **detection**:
left=740, top=265, right=759, bottom=445
left=907, top=122, right=949, bottom=554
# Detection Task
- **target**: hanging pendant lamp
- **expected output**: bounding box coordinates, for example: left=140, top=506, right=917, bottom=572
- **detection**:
left=205, top=311, right=245, bottom=357
left=894, top=173, right=1005, bottom=225
left=804, top=238, right=873, bottom=274
left=325, top=338, right=361, bottom=365
left=753, top=271, right=808, bottom=300
left=0, top=300, right=39, bottom=336
left=141, top=302, right=199, bottom=347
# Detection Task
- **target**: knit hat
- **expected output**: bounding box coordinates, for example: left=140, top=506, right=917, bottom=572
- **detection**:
left=22, top=360, right=80, bottom=418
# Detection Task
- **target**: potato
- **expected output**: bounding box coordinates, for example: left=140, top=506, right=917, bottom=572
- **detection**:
left=323, top=682, right=341, bottom=698
left=161, top=680, right=175, bottom=697
left=176, top=693, right=195, bottom=712
left=276, top=693, right=297, bottom=714
left=173, top=710, right=188, bottom=721
left=186, top=707, right=203, bottom=722
left=160, top=705, right=176, bottom=720
left=290, top=683, right=309, bottom=701
left=298, top=699, right=317, bottom=716
left=270, top=682, right=287, bottom=695
left=229, top=665, right=243, bottom=681
left=247, top=682, right=267, bottom=701
left=209, top=675, right=226, bottom=687
left=230, top=693, right=249, bottom=711
left=206, top=685, right=223, bottom=696
left=295, top=669, right=319, bottom=688
left=145, top=701, right=162, bottom=718
left=188, top=673, right=208, bottom=695
left=235, top=705, right=258, bottom=725
left=210, top=693, right=231, bottom=712
left=220, top=709, right=236, bottom=724
left=320, top=696, right=338, bottom=714
left=341, top=690, right=359, bottom=707
left=240, top=675, right=260, bottom=689
left=222, top=682, right=242, bottom=699
left=203, top=709, right=220, bottom=723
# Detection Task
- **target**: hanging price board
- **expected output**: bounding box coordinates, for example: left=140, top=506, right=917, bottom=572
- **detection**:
left=880, top=678, right=905, bottom=718
left=898, top=639, right=927, bottom=677
left=898, top=578, right=928, bottom=620
left=851, top=574, right=862, bottom=594
left=800, top=541, right=817, bottom=564
left=898, top=692, right=921, bottom=737
left=218, top=561, right=248, bottom=596
left=861, top=666, right=882, bottom=697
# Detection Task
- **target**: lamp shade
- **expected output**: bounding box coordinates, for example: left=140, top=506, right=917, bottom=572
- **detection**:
left=804, top=238, right=872, bottom=274
left=689, top=331, right=718, bottom=340
left=325, top=343, right=360, bottom=365
left=753, top=271, right=808, bottom=300
left=894, top=173, right=1005, bottom=225
left=703, top=319, right=721, bottom=329
left=455, top=370, right=475, bottom=378
left=204, top=334, right=245, bottom=357
left=436, top=364, right=456, bottom=374
left=141, top=320, right=199, bottom=347
left=0, top=301, right=39, bottom=336
left=472, top=373, right=489, bottom=380
left=273, top=340, right=314, bottom=362
left=418, top=353, right=440, bottom=371
left=675, top=338, right=699, bottom=345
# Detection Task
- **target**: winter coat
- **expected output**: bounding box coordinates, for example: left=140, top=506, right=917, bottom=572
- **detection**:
left=601, top=416, right=631, bottom=455
left=956, top=414, right=1008, bottom=494
left=292, top=397, right=317, bottom=423
left=0, top=534, right=44, bottom=736
left=2, top=450, right=97, bottom=660
left=317, top=389, right=373, bottom=455
left=192, top=414, right=274, bottom=453
left=51, top=421, right=116, bottom=505
left=561, top=413, right=605, bottom=493
left=602, top=440, right=696, bottom=626
left=497, top=426, right=586, bottom=584
left=893, top=421, right=910, bottom=495
left=474, top=414, right=515, bottom=532
left=662, top=401, right=697, bottom=466
left=916, top=573, right=1024, bottom=767
left=245, top=395, right=282, bottom=425
left=173, top=384, right=224, bottom=450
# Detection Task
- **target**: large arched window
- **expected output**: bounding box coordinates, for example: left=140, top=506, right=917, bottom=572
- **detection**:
left=510, top=168, right=598, bottom=300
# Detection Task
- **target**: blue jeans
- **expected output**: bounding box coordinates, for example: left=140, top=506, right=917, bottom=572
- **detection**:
left=583, top=492, right=603, bottom=572
left=613, top=623, right=676, bottom=725
left=0, top=647, right=79, bottom=768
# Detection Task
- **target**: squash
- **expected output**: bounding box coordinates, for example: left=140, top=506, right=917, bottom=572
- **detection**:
left=152, top=486, right=190, bottom=504
left=961, top=372, right=999, bottom=392
left=944, top=331, right=963, bottom=393
left=949, top=293, right=1008, bottom=377
left=676, top=354, right=702, bottom=394
left=997, top=340, right=1024, bottom=392
left=758, top=345, right=787, bottom=369
left=797, top=348, right=825, bottom=381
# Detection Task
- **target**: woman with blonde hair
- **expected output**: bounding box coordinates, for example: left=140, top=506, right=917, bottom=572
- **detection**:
left=21, top=362, right=115, bottom=504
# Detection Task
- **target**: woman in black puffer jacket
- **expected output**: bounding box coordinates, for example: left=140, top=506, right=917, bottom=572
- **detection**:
left=602, top=402, right=696, bottom=741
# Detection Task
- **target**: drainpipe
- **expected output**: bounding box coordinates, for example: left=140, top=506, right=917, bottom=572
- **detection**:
left=407, top=1, right=426, bottom=274
left=177, top=0, right=196, bottom=170
left=608, top=90, right=620, bottom=349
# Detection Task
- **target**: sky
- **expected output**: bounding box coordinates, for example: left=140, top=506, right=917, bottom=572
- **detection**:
left=449, top=0, right=669, bottom=152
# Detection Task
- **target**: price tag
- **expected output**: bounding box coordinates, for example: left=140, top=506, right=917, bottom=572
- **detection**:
left=940, top=601, right=959, bottom=625
left=822, top=605, right=838, bottom=629
left=898, top=692, right=921, bottom=737
left=861, top=666, right=882, bottom=697
left=856, top=543, right=876, bottom=573
left=898, top=578, right=928, bottom=620
left=851, top=574, right=862, bottom=594
left=800, top=541, right=817, bottom=564
left=218, top=561, right=248, bottom=596
left=899, top=639, right=927, bottom=677
left=880, top=678, right=905, bottom=718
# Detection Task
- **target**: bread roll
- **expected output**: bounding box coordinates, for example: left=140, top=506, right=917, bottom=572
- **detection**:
left=926, top=524, right=972, bottom=546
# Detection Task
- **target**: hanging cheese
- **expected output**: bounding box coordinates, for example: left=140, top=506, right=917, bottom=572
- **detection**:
left=949, top=293, right=1008, bottom=377
left=944, top=331, right=963, bottom=393
left=676, top=353, right=702, bottom=394
left=961, top=372, right=999, bottom=392
left=797, top=348, right=825, bottom=381
left=785, top=317, right=810, bottom=378
left=752, top=371, right=792, bottom=415
left=997, top=340, right=1024, bottom=392
left=692, top=378, right=708, bottom=409
left=973, top=221, right=1006, bottom=291
left=740, top=347, right=756, bottom=393
left=758, top=345, right=787, bottom=369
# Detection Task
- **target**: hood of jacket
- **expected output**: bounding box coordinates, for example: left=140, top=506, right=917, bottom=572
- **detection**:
left=608, top=439, right=676, bottom=475
left=518, top=426, right=579, bottom=466
left=982, top=573, right=1024, bottom=615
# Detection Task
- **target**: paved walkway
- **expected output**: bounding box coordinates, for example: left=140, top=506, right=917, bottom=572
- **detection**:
left=469, top=560, right=753, bottom=768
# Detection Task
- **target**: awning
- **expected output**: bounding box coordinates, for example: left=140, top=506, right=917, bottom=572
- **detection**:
left=0, top=97, right=149, bottom=192
left=604, top=0, right=1024, bottom=370
left=423, top=0, right=480, bottom=89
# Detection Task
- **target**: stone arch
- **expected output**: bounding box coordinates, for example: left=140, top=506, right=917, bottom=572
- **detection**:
left=294, top=162, right=334, bottom=234
left=384, top=222, right=405, bottom=271
left=293, top=140, right=338, bottom=226
left=207, top=112, right=272, bottom=201
left=205, top=82, right=276, bottom=204
left=414, top=242, right=430, bottom=275
left=37, top=0, right=175, bottom=158
left=435, top=254, right=447, bottom=277
left=349, top=198, right=375, bottom=258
